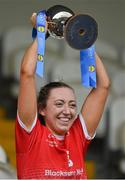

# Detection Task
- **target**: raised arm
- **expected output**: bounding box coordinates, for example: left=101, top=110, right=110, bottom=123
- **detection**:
left=17, top=39, right=38, bottom=129
left=17, top=13, right=39, bottom=129
left=81, top=53, right=110, bottom=137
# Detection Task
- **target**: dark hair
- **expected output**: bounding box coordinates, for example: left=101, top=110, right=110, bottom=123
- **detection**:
left=38, top=81, right=74, bottom=125
left=38, top=81, right=74, bottom=110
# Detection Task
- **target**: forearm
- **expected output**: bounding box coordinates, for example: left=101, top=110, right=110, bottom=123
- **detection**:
left=20, top=39, right=37, bottom=77
left=95, top=53, right=110, bottom=89
left=81, top=53, right=110, bottom=136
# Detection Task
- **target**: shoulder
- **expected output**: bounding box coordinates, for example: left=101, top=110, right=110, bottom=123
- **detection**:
left=70, top=114, right=96, bottom=141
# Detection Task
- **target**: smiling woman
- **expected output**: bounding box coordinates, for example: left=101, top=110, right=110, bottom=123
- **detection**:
left=15, top=12, right=110, bottom=179
left=38, top=84, right=77, bottom=135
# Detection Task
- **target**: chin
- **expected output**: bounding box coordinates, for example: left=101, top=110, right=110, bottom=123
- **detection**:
left=56, top=126, right=70, bottom=135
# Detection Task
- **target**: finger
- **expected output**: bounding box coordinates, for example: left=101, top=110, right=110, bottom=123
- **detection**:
left=30, top=12, right=37, bottom=28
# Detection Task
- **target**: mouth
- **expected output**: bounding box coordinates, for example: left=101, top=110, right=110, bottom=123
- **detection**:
left=57, top=117, right=71, bottom=125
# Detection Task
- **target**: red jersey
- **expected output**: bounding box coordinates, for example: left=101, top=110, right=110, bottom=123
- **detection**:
left=15, top=114, right=93, bottom=179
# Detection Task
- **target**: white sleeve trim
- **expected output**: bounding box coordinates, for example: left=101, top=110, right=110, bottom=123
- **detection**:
left=79, top=113, right=96, bottom=140
left=17, top=111, right=37, bottom=133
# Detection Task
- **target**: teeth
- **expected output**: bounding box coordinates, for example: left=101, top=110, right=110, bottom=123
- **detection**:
left=59, top=118, right=69, bottom=121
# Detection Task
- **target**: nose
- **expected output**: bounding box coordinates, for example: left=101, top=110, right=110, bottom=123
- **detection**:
left=63, top=105, right=71, bottom=115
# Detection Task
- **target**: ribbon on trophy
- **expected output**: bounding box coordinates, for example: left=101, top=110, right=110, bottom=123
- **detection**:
left=32, top=10, right=46, bottom=77
left=80, top=45, right=96, bottom=88
left=63, top=13, right=97, bottom=88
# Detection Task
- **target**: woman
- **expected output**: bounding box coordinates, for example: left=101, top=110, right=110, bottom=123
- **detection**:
left=15, top=13, right=110, bottom=179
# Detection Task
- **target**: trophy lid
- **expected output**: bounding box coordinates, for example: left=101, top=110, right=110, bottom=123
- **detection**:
left=64, top=14, right=98, bottom=50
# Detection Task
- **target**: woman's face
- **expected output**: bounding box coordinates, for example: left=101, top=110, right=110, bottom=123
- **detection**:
left=40, top=87, right=77, bottom=135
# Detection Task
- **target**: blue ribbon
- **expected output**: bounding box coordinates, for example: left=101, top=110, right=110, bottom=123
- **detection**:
left=80, top=45, right=96, bottom=88
left=34, top=10, right=46, bottom=77
left=32, top=27, right=37, bottom=39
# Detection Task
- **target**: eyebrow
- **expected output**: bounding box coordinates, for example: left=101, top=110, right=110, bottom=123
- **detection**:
left=55, top=99, right=76, bottom=103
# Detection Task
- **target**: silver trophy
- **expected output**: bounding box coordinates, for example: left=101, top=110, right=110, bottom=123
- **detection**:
left=46, top=5, right=98, bottom=50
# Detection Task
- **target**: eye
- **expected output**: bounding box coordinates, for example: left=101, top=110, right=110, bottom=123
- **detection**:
left=55, top=102, right=63, bottom=107
left=69, top=103, right=77, bottom=109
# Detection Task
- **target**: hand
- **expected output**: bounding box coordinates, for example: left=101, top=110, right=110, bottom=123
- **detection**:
left=30, top=12, right=37, bottom=28
left=30, top=12, right=48, bottom=32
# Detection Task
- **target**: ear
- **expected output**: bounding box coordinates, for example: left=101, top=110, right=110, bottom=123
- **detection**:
left=38, top=103, right=46, bottom=116
left=39, top=108, right=46, bottom=116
